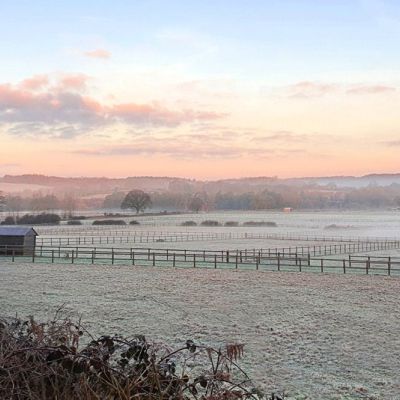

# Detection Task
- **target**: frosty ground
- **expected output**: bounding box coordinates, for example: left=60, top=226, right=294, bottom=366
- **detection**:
left=1, top=261, right=399, bottom=399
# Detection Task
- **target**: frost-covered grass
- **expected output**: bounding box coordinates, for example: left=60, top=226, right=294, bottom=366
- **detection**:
left=1, top=261, right=399, bottom=399
left=35, top=210, right=400, bottom=239
left=3, top=210, right=400, bottom=398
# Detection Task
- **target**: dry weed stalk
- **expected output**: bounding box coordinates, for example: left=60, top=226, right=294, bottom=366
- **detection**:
left=0, top=314, right=273, bottom=400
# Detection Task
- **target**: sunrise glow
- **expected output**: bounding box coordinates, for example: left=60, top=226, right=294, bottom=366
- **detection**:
left=1, top=1, right=400, bottom=179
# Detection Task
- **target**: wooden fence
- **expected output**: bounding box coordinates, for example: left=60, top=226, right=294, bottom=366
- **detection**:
left=1, top=245, right=399, bottom=276
left=33, top=237, right=400, bottom=258
left=35, top=228, right=399, bottom=243
left=36, top=231, right=400, bottom=245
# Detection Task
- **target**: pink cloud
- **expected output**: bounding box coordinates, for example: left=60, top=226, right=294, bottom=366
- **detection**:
left=252, top=131, right=310, bottom=143
left=19, top=74, right=49, bottom=91
left=0, top=75, right=225, bottom=137
left=0, top=84, right=35, bottom=107
left=346, top=85, right=396, bottom=95
left=287, top=81, right=337, bottom=98
left=110, top=103, right=224, bottom=126
left=285, top=81, right=397, bottom=98
left=84, top=49, right=111, bottom=59
left=59, top=73, right=90, bottom=90
left=381, top=140, right=400, bottom=147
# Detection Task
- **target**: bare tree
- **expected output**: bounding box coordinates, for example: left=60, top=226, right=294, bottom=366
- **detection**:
left=61, top=195, right=77, bottom=218
left=0, top=191, right=6, bottom=213
left=30, top=194, right=60, bottom=212
left=188, top=196, right=205, bottom=213
left=121, top=190, right=152, bottom=214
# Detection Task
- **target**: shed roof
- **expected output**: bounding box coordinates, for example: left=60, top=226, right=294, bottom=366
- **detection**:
left=0, top=227, right=38, bottom=236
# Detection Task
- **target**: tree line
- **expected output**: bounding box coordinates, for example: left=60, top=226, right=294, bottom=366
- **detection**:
left=103, top=185, right=400, bottom=212
left=2, top=184, right=400, bottom=214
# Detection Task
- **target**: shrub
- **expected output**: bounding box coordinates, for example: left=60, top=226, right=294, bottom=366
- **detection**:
left=324, top=224, right=352, bottom=230
left=104, top=212, right=124, bottom=217
left=129, top=220, right=140, bottom=225
left=67, top=220, right=82, bottom=225
left=17, top=213, right=61, bottom=225
left=68, top=215, right=87, bottom=220
left=243, top=221, right=277, bottom=227
left=181, top=220, right=197, bottom=226
left=0, top=315, right=261, bottom=400
left=0, top=216, right=16, bottom=225
left=92, top=219, right=126, bottom=225
left=324, top=224, right=339, bottom=229
left=200, top=220, right=220, bottom=227
left=224, top=221, right=239, bottom=227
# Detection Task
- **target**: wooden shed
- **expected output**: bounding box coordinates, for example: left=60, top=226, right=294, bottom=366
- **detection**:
left=0, top=227, right=38, bottom=256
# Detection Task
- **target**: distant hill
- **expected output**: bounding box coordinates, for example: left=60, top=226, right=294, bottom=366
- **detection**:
left=1, top=173, right=400, bottom=195
left=285, top=174, right=400, bottom=188
left=0, top=175, right=192, bottom=194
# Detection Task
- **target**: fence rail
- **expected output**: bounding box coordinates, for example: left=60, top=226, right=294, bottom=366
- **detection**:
left=35, top=228, right=400, bottom=243
left=1, top=244, right=400, bottom=276
left=33, top=237, right=400, bottom=258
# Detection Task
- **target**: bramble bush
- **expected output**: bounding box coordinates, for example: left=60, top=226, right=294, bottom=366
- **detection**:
left=242, top=221, right=277, bottom=227
left=200, top=220, right=220, bottom=227
left=181, top=221, right=197, bottom=226
left=1, top=213, right=61, bottom=225
left=0, top=313, right=276, bottom=400
left=92, top=219, right=127, bottom=225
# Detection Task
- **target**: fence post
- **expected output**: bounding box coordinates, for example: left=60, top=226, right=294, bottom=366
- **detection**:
left=131, top=251, right=135, bottom=265
left=320, top=259, right=324, bottom=273
left=173, top=253, right=176, bottom=268
left=235, top=255, right=238, bottom=269
left=52, top=250, right=54, bottom=263
left=71, top=250, right=74, bottom=264
left=214, top=254, right=217, bottom=269
left=92, top=250, right=95, bottom=264
left=343, top=259, right=346, bottom=274
left=277, top=252, right=281, bottom=271
left=388, top=256, right=391, bottom=276
left=193, top=254, right=196, bottom=268
left=299, top=258, right=301, bottom=272
left=307, top=253, right=310, bottom=266
left=366, top=257, right=370, bottom=275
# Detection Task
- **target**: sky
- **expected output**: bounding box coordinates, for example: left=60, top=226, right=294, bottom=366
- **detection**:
left=0, top=0, right=400, bottom=179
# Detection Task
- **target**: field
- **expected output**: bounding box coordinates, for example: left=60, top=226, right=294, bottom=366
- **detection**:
left=1, top=210, right=400, bottom=399
left=1, top=262, right=400, bottom=399
left=36, top=209, right=400, bottom=238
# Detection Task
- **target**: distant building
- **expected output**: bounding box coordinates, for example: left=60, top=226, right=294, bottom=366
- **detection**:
left=282, top=207, right=293, bottom=212
left=0, top=227, right=38, bottom=256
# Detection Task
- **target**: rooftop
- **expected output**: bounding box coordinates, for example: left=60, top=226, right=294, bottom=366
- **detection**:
left=0, top=226, right=38, bottom=236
